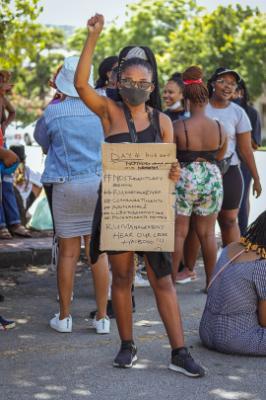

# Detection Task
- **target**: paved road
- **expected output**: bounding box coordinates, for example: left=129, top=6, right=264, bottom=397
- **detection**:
left=0, top=261, right=265, bottom=400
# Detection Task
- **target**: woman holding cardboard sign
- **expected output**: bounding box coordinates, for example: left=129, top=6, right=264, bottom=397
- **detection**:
left=75, top=14, right=204, bottom=377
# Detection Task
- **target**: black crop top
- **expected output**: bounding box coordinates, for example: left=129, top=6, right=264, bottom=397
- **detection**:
left=176, top=119, right=222, bottom=163
left=105, top=109, right=162, bottom=144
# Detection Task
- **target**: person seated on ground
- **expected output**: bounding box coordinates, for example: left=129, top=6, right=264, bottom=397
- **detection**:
left=11, top=145, right=42, bottom=225
left=0, top=146, right=17, bottom=328
left=199, top=210, right=266, bottom=355
left=0, top=73, right=31, bottom=239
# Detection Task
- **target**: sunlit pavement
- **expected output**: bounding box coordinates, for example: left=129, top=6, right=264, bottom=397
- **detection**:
left=0, top=260, right=265, bottom=400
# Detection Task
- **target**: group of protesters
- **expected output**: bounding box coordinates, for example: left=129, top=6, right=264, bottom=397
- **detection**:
left=1, top=13, right=265, bottom=378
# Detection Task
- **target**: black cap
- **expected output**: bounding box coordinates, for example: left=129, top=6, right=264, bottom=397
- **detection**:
left=212, top=67, right=241, bottom=83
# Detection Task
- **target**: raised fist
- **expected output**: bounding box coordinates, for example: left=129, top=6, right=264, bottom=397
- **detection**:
left=87, top=14, right=104, bottom=34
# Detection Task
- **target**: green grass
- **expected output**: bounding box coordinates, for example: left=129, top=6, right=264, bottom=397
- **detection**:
left=259, top=147, right=266, bottom=151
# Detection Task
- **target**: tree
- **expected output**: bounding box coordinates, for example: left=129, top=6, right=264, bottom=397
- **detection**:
left=68, top=0, right=201, bottom=82
left=0, top=0, right=65, bottom=124
left=68, top=1, right=265, bottom=99
left=236, top=14, right=266, bottom=99
left=0, top=0, right=43, bottom=68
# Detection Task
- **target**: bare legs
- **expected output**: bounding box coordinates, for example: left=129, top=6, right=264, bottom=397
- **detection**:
left=109, top=251, right=184, bottom=349
left=57, top=235, right=110, bottom=321
left=174, top=213, right=219, bottom=287
left=218, top=208, right=240, bottom=245
left=109, top=252, right=135, bottom=340
left=91, top=253, right=110, bottom=320
left=172, top=215, right=190, bottom=282
left=193, top=214, right=218, bottom=286
left=183, top=216, right=200, bottom=271
left=146, top=258, right=184, bottom=349
left=57, top=236, right=81, bottom=319
left=183, top=209, right=240, bottom=278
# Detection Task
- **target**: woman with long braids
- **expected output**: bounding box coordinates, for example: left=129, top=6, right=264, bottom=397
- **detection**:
left=200, top=210, right=266, bottom=355
left=75, top=14, right=205, bottom=377
left=172, top=66, right=227, bottom=287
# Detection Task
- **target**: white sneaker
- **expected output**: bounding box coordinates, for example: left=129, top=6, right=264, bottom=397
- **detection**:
left=134, top=272, right=150, bottom=288
left=92, top=316, right=110, bottom=334
left=50, top=314, right=72, bottom=333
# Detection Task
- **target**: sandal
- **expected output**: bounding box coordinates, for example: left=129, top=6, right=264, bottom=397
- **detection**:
left=0, top=228, right=12, bottom=240
left=9, top=224, right=32, bottom=238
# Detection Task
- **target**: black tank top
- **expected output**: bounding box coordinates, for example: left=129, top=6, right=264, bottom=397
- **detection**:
left=176, top=119, right=222, bottom=163
left=105, top=109, right=162, bottom=144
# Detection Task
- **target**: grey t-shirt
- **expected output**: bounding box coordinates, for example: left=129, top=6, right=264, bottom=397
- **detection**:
left=205, top=102, right=252, bottom=165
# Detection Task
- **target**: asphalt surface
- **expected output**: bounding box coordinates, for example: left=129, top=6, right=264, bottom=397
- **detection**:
left=0, top=261, right=265, bottom=400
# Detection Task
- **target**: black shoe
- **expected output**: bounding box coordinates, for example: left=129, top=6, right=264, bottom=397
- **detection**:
left=113, top=341, right=138, bottom=368
left=0, top=294, right=4, bottom=302
left=0, top=316, right=16, bottom=330
left=89, top=309, right=97, bottom=319
left=169, top=347, right=205, bottom=378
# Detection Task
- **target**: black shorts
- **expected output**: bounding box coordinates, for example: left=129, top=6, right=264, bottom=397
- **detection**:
left=222, top=165, right=244, bottom=210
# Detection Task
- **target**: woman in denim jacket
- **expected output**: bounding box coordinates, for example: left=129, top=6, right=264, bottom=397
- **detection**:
left=34, top=56, right=110, bottom=334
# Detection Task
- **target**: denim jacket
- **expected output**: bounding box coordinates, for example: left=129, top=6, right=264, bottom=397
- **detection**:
left=34, top=97, right=104, bottom=183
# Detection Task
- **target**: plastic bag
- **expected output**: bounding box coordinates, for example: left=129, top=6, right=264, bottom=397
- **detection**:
left=27, top=191, right=53, bottom=230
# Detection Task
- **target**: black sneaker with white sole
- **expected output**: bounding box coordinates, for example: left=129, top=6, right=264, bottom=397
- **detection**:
left=113, top=341, right=137, bottom=368
left=169, top=347, right=205, bottom=377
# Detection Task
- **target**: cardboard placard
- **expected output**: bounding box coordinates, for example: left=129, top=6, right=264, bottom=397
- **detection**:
left=100, top=143, right=176, bottom=252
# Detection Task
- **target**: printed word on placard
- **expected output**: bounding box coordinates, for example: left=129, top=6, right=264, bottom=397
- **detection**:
left=100, top=143, right=176, bottom=252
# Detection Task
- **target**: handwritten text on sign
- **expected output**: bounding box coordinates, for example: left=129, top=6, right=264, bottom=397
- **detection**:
left=100, top=143, right=176, bottom=252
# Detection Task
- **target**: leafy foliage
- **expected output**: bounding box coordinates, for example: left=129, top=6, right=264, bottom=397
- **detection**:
left=1, top=0, right=265, bottom=125
left=68, top=0, right=265, bottom=99
left=0, top=0, right=65, bottom=124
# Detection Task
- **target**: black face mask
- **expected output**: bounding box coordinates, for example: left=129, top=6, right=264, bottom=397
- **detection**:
left=106, top=88, right=120, bottom=101
left=119, top=87, right=150, bottom=106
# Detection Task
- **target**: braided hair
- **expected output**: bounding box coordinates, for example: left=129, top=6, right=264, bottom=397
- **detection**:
left=117, top=46, right=162, bottom=110
left=240, top=211, right=266, bottom=259
left=182, top=66, right=209, bottom=105
left=95, top=56, right=118, bottom=89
